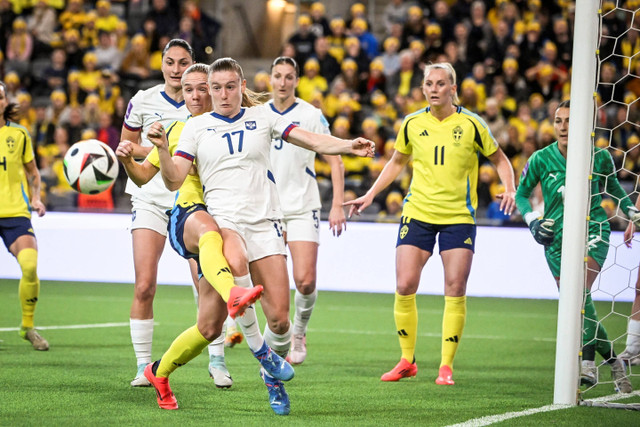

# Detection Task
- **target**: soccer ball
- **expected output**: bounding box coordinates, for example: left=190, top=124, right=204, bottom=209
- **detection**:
left=63, top=139, right=119, bottom=194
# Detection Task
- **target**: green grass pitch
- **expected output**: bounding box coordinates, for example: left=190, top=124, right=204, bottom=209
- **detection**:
left=0, top=280, right=638, bottom=426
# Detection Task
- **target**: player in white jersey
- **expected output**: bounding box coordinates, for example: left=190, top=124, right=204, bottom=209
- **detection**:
left=119, top=39, right=194, bottom=387
left=147, top=57, right=374, bottom=415
left=268, top=56, right=346, bottom=365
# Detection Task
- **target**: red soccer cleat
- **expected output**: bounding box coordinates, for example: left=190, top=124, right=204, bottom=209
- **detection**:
left=227, top=285, right=263, bottom=319
left=144, top=363, right=178, bottom=410
left=435, top=365, right=455, bottom=385
left=381, top=358, right=418, bottom=381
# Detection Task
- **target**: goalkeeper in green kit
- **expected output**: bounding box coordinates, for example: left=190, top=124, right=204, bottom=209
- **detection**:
left=515, top=100, right=633, bottom=393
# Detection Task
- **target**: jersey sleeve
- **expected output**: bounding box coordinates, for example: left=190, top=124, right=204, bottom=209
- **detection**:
left=515, top=152, right=541, bottom=217
left=310, top=109, right=331, bottom=135
left=21, top=128, right=35, bottom=164
left=596, top=148, right=633, bottom=212
left=122, top=91, right=143, bottom=132
left=474, top=116, right=499, bottom=158
left=174, top=118, right=197, bottom=162
left=270, top=112, right=297, bottom=140
left=393, top=117, right=413, bottom=155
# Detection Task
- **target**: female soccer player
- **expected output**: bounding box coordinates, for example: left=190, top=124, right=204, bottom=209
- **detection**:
left=146, top=57, right=374, bottom=415
left=0, top=81, right=48, bottom=350
left=345, top=62, right=516, bottom=386
left=268, top=56, right=346, bottom=364
left=515, top=100, right=633, bottom=393
left=119, top=39, right=195, bottom=387
left=116, top=64, right=263, bottom=390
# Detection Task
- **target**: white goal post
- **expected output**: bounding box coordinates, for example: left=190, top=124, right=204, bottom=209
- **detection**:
left=554, top=0, right=599, bottom=405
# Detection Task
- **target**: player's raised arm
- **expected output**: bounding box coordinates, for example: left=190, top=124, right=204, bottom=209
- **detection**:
left=147, top=121, right=191, bottom=191
left=115, top=140, right=159, bottom=187
left=120, top=125, right=153, bottom=159
left=286, top=126, right=375, bottom=157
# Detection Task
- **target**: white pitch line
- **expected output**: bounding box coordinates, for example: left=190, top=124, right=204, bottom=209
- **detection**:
left=447, top=391, right=640, bottom=427
left=0, top=322, right=134, bottom=332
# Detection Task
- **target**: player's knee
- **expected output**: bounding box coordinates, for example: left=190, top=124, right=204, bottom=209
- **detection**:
left=295, top=278, right=316, bottom=295
left=226, top=256, right=249, bottom=277
left=267, top=317, right=290, bottom=335
left=134, top=282, right=157, bottom=303
left=17, top=248, right=38, bottom=281
left=197, top=321, right=222, bottom=341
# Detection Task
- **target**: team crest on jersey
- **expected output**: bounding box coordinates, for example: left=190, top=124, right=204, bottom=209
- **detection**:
left=5, top=136, right=16, bottom=153
left=245, top=121, right=257, bottom=130
left=399, top=224, right=409, bottom=239
left=452, top=126, right=463, bottom=145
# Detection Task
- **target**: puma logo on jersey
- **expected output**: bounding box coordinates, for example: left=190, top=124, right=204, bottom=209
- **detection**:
left=420, top=129, right=429, bottom=136
left=549, top=173, right=558, bottom=180
left=464, top=237, right=473, bottom=245
left=206, top=127, right=217, bottom=133
left=154, top=112, right=164, bottom=120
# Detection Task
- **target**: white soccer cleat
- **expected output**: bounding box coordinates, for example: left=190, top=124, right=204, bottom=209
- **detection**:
left=130, top=363, right=151, bottom=387
left=209, top=355, right=233, bottom=388
left=287, top=334, right=307, bottom=365
left=610, top=358, right=633, bottom=393
left=580, top=360, right=597, bottom=386
left=20, top=328, right=49, bottom=351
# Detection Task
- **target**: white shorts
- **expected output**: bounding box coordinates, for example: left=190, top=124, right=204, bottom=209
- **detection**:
left=282, top=210, right=320, bottom=244
left=215, top=216, right=286, bottom=263
left=131, top=198, right=170, bottom=236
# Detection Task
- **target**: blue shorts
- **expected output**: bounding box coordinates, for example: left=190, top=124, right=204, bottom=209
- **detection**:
left=396, top=217, right=476, bottom=253
left=0, top=217, right=35, bottom=251
left=167, top=203, right=207, bottom=261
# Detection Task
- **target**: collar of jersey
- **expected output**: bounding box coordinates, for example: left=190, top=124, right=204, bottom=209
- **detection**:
left=269, top=101, right=298, bottom=116
left=160, top=91, right=185, bottom=108
left=210, top=108, right=245, bottom=123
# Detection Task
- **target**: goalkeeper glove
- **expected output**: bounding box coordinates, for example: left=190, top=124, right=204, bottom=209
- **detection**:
left=529, top=218, right=555, bottom=246
left=628, top=207, right=640, bottom=228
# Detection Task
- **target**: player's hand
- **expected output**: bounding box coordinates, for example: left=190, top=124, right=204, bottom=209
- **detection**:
left=31, top=199, right=46, bottom=217
left=328, top=205, right=347, bottom=237
left=147, top=122, right=168, bottom=150
left=343, top=192, right=374, bottom=218
left=624, top=220, right=635, bottom=248
left=628, top=207, right=640, bottom=228
left=115, top=140, right=135, bottom=162
left=495, top=189, right=516, bottom=215
left=350, top=137, right=375, bottom=158
left=529, top=218, right=555, bottom=246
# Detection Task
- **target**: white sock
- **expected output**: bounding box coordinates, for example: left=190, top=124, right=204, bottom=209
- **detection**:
left=263, top=323, right=291, bottom=358
left=626, top=318, right=640, bottom=352
left=232, top=274, right=264, bottom=352
left=208, top=328, right=225, bottom=358
left=130, top=318, right=154, bottom=367
left=293, top=288, right=317, bottom=336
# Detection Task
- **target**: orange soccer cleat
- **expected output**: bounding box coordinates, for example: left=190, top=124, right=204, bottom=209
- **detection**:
left=435, top=365, right=455, bottom=385
left=381, top=358, right=418, bottom=381
left=144, top=362, right=178, bottom=410
left=227, top=285, right=264, bottom=319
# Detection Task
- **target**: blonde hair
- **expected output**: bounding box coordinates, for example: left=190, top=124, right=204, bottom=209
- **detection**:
left=423, top=62, right=460, bottom=105
left=208, top=57, right=266, bottom=107
left=181, top=63, right=209, bottom=84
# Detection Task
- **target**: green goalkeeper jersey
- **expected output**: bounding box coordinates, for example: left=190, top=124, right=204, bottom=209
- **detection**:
left=515, top=141, right=633, bottom=248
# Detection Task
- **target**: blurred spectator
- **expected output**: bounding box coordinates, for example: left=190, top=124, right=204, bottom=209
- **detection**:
left=32, top=100, right=55, bottom=148
left=323, top=76, right=348, bottom=119
left=459, top=78, right=481, bottom=113
left=484, top=97, right=508, bottom=144
left=351, top=18, right=379, bottom=60
left=297, top=58, right=327, bottom=103
left=364, top=58, right=386, bottom=99
left=120, top=34, right=151, bottom=82
left=343, top=37, right=370, bottom=82
left=443, top=41, right=468, bottom=85
left=383, top=0, right=410, bottom=35
left=423, top=23, right=444, bottom=59
left=360, top=117, right=384, bottom=156
left=288, top=14, right=317, bottom=69
left=78, top=52, right=101, bottom=93
left=47, top=126, right=77, bottom=210
left=401, top=5, right=425, bottom=50
left=96, top=110, right=119, bottom=152
left=114, top=19, right=129, bottom=51
left=519, top=20, right=543, bottom=72
left=26, top=0, right=56, bottom=58
left=252, top=70, right=271, bottom=93
left=95, top=0, right=120, bottom=33
left=95, top=30, right=122, bottom=71
left=67, top=70, right=88, bottom=108
left=145, top=0, right=178, bottom=38
left=181, top=0, right=221, bottom=63
left=59, top=0, right=86, bottom=32
left=340, top=58, right=363, bottom=97
left=468, top=1, right=492, bottom=65
left=45, top=89, right=70, bottom=125
left=485, top=19, right=514, bottom=75
left=380, top=36, right=401, bottom=79
left=377, top=191, right=403, bottom=222
left=4, top=71, right=21, bottom=102
left=83, top=93, right=101, bottom=129
left=431, top=0, right=456, bottom=44
left=502, top=57, right=528, bottom=103
left=80, top=11, right=99, bottom=49
left=309, top=2, right=330, bottom=37
left=63, top=106, right=86, bottom=143
left=313, top=36, right=340, bottom=84
left=346, top=3, right=370, bottom=31
left=39, top=48, right=68, bottom=96
left=369, top=90, right=397, bottom=129
left=62, top=28, right=84, bottom=70
left=6, top=18, right=33, bottom=76
left=477, top=163, right=497, bottom=210
left=0, top=0, right=16, bottom=52
left=387, top=49, right=422, bottom=99
left=16, top=91, right=35, bottom=131
left=486, top=184, right=511, bottom=223
left=327, top=17, right=347, bottom=63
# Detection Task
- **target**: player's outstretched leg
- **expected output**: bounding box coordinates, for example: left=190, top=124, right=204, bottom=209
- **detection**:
left=228, top=285, right=264, bottom=319
left=253, top=341, right=294, bottom=381
left=144, top=361, right=178, bottom=410
left=381, top=357, right=418, bottom=381
left=261, top=368, right=290, bottom=415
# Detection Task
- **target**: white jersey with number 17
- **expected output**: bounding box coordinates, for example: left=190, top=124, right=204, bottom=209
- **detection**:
left=175, top=105, right=297, bottom=224
left=123, top=84, right=189, bottom=208
left=268, top=98, right=329, bottom=216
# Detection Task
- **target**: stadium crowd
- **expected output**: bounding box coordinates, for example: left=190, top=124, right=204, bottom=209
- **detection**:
left=1, top=0, right=639, bottom=225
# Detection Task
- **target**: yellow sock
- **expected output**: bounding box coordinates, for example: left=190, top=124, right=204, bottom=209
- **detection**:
left=394, top=292, right=417, bottom=362
left=157, top=325, right=210, bottom=378
left=199, top=231, right=235, bottom=301
left=441, top=296, right=466, bottom=368
left=17, top=248, right=39, bottom=330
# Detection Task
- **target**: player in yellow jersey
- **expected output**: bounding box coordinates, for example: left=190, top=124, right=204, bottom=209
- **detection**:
left=116, top=64, right=263, bottom=392
left=0, top=81, right=48, bottom=351
left=346, top=63, right=516, bottom=385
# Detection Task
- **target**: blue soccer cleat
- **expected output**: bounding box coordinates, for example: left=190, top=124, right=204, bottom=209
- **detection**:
left=253, top=341, right=294, bottom=381
left=261, top=368, right=290, bottom=415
